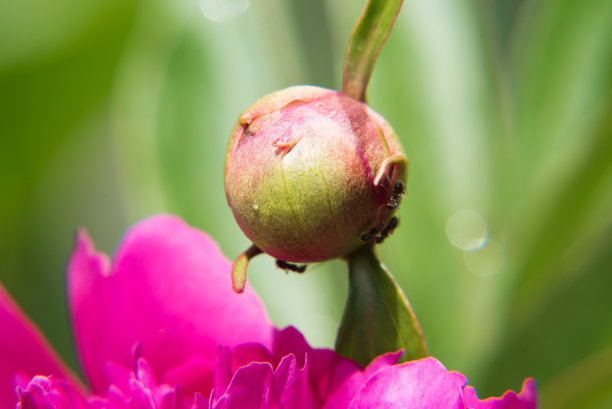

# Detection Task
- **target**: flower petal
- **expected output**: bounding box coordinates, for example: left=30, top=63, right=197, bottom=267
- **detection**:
left=212, top=362, right=274, bottom=409
left=0, top=283, right=84, bottom=409
left=346, top=357, right=467, bottom=409
left=213, top=355, right=317, bottom=409
left=271, top=327, right=364, bottom=405
left=462, top=378, right=537, bottom=409
left=212, top=343, right=272, bottom=405
left=16, top=375, right=88, bottom=409
left=269, top=354, right=315, bottom=409
left=271, top=327, right=312, bottom=369
left=308, top=349, right=361, bottom=406
left=68, top=215, right=274, bottom=395
left=161, top=355, right=214, bottom=397
left=323, top=351, right=401, bottom=409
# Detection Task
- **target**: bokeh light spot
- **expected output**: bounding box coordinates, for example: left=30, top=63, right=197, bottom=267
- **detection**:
left=446, top=210, right=488, bottom=251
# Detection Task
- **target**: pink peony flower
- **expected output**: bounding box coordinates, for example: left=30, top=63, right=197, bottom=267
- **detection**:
left=0, top=215, right=537, bottom=408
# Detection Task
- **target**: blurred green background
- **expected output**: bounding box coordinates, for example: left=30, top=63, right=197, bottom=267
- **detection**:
left=1, top=0, right=611, bottom=407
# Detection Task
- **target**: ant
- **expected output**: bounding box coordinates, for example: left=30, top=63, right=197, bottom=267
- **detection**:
left=386, top=181, right=405, bottom=209
left=376, top=216, right=398, bottom=243
left=360, top=216, right=399, bottom=244
left=360, top=227, right=380, bottom=243
left=276, top=259, right=307, bottom=273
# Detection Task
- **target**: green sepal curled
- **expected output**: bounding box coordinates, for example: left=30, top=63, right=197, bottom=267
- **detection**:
left=336, top=244, right=427, bottom=366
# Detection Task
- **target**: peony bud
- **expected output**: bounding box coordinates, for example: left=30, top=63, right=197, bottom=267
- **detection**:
left=225, top=86, right=407, bottom=283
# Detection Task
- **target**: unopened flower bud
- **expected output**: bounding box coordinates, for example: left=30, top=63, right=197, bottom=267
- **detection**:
left=225, top=86, right=407, bottom=289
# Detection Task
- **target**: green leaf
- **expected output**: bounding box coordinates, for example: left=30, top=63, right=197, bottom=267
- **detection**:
left=0, top=0, right=136, bottom=373
left=335, top=244, right=427, bottom=366
left=540, top=345, right=612, bottom=409
left=343, top=0, right=404, bottom=100
left=482, top=225, right=612, bottom=401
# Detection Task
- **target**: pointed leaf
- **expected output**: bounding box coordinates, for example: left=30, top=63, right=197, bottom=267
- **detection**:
left=343, top=0, right=404, bottom=100
left=335, top=244, right=426, bottom=366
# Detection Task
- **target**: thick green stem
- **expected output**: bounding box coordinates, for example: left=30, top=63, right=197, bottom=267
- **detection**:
left=335, top=244, right=427, bottom=366
left=342, top=0, right=404, bottom=101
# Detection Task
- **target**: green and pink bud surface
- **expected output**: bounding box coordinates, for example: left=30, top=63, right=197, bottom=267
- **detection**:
left=225, top=85, right=408, bottom=266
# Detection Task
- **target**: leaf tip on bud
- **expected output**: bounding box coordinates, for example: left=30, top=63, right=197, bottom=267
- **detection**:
left=231, top=255, right=248, bottom=294
left=231, top=244, right=263, bottom=294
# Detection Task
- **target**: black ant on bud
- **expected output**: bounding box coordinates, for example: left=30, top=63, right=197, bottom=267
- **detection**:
left=276, top=260, right=307, bottom=273
left=376, top=216, right=398, bottom=243
left=360, top=216, right=399, bottom=244
left=386, top=181, right=405, bottom=209
left=360, top=227, right=380, bottom=242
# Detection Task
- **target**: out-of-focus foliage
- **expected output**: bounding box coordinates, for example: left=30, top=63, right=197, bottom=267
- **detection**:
left=1, top=0, right=611, bottom=408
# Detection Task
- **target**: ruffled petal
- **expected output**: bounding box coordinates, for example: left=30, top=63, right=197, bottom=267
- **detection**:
left=346, top=357, right=467, bottom=409
left=271, top=327, right=364, bottom=406
left=161, top=355, right=214, bottom=397
left=212, top=355, right=317, bottom=409
left=269, top=354, right=316, bottom=409
left=15, top=375, right=88, bottom=409
left=271, top=327, right=313, bottom=368
left=308, top=349, right=361, bottom=406
left=0, top=283, right=85, bottom=409
left=323, top=351, right=401, bottom=409
left=211, top=343, right=272, bottom=405
left=14, top=357, right=189, bottom=409
left=67, top=215, right=274, bottom=395
left=462, top=378, right=537, bottom=409
left=212, top=362, right=274, bottom=409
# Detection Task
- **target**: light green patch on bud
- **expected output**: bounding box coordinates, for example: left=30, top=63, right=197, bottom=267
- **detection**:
left=225, top=85, right=407, bottom=264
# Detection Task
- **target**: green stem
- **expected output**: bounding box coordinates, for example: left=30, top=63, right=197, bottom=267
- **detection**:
left=342, top=0, right=404, bottom=101
left=335, top=244, right=427, bottom=366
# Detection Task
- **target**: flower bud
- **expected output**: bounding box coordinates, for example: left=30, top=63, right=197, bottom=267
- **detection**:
left=225, top=85, right=407, bottom=266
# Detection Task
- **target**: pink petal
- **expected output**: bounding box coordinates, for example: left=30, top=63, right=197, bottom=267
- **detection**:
left=67, top=215, right=274, bottom=395
left=135, top=358, right=157, bottom=391
left=0, top=283, right=85, bottom=409
left=308, top=349, right=361, bottom=406
left=346, top=357, right=467, bottom=409
left=193, top=393, right=208, bottom=409
left=103, top=361, right=131, bottom=396
left=213, top=355, right=317, bottom=409
left=16, top=375, right=88, bottom=409
left=462, top=378, right=537, bottom=409
left=212, top=344, right=271, bottom=404
left=161, top=355, right=214, bottom=397
left=323, top=352, right=401, bottom=409
left=129, top=376, right=157, bottom=409
left=269, top=354, right=315, bottom=409
left=212, top=363, right=274, bottom=409
left=271, top=327, right=364, bottom=406
left=271, top=327, right=312, bottom=368
left=159, top=386, right=183, bottom=409
left=106, top=384, right=130, bottom=409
